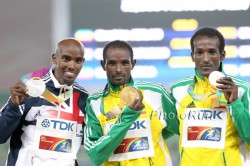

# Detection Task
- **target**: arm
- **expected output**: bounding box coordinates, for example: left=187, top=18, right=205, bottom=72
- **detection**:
left=217, top=77, right=250, bottom=144
left=0, top=81, right=28, bottom=143
left=84, top=100, right=141, bottom=165
left=0, top=99, right=24, bottom=143
left=227, top=95, right=250, bottom=145
left=162, top=87, right=180, bottom=139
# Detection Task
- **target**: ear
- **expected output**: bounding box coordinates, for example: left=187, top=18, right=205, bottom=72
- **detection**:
left=52, top=53, right=56, bottom=64
left=220, top=50, right=226, bottom=62
left=101, top=60, right=106, bottom=71
left=131, top=59, right=136, bottom=70
left=191, top=52, right=195, bottom=62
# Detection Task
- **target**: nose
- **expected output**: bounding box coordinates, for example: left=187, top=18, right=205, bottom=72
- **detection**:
left=115, top=64, right=122, bottom=73
left=67, top=60, right=76, bottom=70
left=203, top=52, right=210, bottom=63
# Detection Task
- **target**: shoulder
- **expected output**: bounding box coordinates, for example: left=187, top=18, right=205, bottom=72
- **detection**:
left=73, top=82, right=89, bottom=95
left=87, top=89, right=104, bottom=101
left=170, top=76, right=193, bottom=90
left=228, top=75, right=250, bottom=90
left=135, top=80, right=167, bottom=94
left=229, top=75, right=249, bottom=86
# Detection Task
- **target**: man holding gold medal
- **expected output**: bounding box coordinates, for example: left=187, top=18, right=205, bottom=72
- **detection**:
left=0, top=38, right=88, bottom=166
left=170, top=27, right=250, bottom=166
left=84, top=40, right=179, bottom=165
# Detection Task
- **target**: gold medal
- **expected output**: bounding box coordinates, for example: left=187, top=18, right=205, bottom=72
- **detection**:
left=120, top=86, right=140, bottom=109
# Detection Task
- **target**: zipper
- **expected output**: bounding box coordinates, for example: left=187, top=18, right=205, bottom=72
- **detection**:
left=222, top=152, right=227, bottom=166
left=180, top=149, right=184, bottom=165
left=149, top=157, right=154, bottom=166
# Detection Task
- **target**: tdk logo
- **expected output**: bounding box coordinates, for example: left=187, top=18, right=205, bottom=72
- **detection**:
left=41, top=119, right=74, bottom=131
left=129, top=120, right=146, bottom=130
left=182, top=109, right=224, bottom=120
left=41, top=119, right=50, bottom=128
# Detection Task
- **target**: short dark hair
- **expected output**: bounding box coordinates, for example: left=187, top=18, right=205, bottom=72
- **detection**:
left=102, top=40, right=134, bottom=63
left=190, top=27, right=225, bottom=54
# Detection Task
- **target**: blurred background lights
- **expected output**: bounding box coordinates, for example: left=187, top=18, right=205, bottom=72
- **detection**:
left=168, top=56, right=194, bottom=68
left=239, top=64, right=250, bottom=76
left=121, top=0, right=250, bottom=13
left=134, top=47, right=171, bottom=60
left=224, top=46, right=238, bottom=58
left=132, top=66, right=158, bottom=78
left=77, top=68, right=94, bottom=80
left=217, top=27, right=238, bottom=39
left=224, top=64, right=239, bottom=76
left=172, top=19, right=199, bottom=31
left=170, top=38, right=190, bottom=50
left=74, top=29, right=94, bottom=43
left=94, top=48, right=103, bottom=60
left=84, top=48, right=94, bottom=61
left=238, top=27, right=250, bottom=39
left=94, top=67, right=107, bottom=79
left=238, top=45, right=250, bottom=58
left=93, top=28, right=164, bottom=42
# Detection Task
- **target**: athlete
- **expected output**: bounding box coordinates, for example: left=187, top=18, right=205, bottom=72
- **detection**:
left=170, top=27, right=250, bottom=166
left=84, top=40, right=179, bottom=166
left=0, top=38, right=88, bottom=166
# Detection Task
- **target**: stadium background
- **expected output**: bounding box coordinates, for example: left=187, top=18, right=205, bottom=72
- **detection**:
left=0, top=0, right=249, bottom=165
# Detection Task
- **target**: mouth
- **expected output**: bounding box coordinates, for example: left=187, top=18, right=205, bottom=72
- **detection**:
left=64, top=71, right=76, bottom=78
left=113, top=74, right=125, bottom=80
left=201, top=65, right=212, bottom=69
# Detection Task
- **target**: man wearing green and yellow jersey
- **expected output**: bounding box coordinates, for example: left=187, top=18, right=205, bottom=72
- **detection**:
left=170, top=27, right=250, bottom=166
left=84, top=40, right=179, bottom=166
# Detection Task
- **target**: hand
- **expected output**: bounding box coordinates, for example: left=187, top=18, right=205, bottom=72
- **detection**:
left=128, top=89, right=145, bottom=111
left=216, top=77, right=238, bottom=103
left=10, top=81, right=30, bottom=104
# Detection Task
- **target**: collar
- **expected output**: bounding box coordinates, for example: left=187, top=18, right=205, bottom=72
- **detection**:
left=103, top=77, right=135, bottom=97
left=194, top=62, right=225, bottom=84
left=49, top=69, right=72, bottom=90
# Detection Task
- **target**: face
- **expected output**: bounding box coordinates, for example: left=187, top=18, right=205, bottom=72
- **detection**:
left=52, top=39, right=85, bottom=86
left=101, top=47, right=136, bottom=86
left=191, top=35, right=225, bottom=77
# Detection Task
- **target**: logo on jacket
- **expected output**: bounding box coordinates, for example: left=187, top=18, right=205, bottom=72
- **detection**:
left=188, top=126, right=221, bottom=141
left=114, top=137, right=149, bottom=154
left=40, top=119, right=75, bottom=131
left=187, top=101, right=196, bottom=108
left=41, top=119, right=50, bottom=128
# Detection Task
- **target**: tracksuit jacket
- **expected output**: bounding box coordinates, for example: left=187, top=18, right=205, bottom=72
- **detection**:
left=170, top=65, right=250, bottom=166
left=0, top=69, right=88, bottom=166
left=84, top=78, right=179, bottom=166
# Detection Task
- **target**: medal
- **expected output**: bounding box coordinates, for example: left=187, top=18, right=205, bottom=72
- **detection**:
left=209, top=71, right=225, bottom=89
left=120, top=86, right=140, bottom=109
left=26, top=77, right=46, bottom=97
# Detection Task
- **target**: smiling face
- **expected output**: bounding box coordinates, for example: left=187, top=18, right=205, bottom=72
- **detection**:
left=52, top=39, right=85, bottom=86
left=191, top=35, right=225, bottom=77
left=101, top=47, right=136, bottom=86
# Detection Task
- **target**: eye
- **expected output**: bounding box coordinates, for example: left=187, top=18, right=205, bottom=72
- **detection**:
left=62, top=56, right=70, bottom=62
left=107, top=60, right=115, bottom=66
left=122, top=60, right=130, bottom=65
left=195, top=50, right=203, bottom=56
left=209, top=50, right=217, bottom=55
left=76, top=57, right=83, bottom=64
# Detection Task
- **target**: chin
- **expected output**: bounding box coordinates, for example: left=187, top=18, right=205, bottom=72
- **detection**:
left=64, top=79, right=74, bottom=86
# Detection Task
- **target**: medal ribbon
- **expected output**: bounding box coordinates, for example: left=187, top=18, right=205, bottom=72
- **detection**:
left=21, top=67, right=73, bottom=103
left=187, top=75, right=227, bottom=108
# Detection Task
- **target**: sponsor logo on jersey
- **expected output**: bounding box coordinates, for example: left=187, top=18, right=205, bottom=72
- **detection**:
left=181, top=109, right=224, bottom=120
left=41, top=119, right=75, bottom=131
left=114, top=137, right=149, bottom=154
left=39, top=135, right=72, bottom=153
left=188, top=126, right=221, bottom=141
